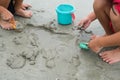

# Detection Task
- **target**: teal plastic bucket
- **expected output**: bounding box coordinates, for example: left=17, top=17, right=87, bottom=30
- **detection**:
left=56, top=4, right=75, bottom=25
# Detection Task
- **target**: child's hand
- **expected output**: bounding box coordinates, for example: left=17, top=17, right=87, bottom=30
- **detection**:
left=88, top=37, right=102, bottom=53
left=78, top=17, right=92, bottom=29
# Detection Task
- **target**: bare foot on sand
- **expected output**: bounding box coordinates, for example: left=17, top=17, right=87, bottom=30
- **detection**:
left=0, top=6, right=14, bottom=21
left=0, top=20, right=13, bottom=30
left=0, top=6, right=15, bottom=29
left=99, top=47, right=120, bottom=64
left=15, top=8, right=32, bottom=18
left=22, top=3, right=31, bottom=10
left=15, top=3, right=32, bottom=18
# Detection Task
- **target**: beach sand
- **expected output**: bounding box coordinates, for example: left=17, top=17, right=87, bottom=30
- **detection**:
left=0, top=0, right=120, bottom=80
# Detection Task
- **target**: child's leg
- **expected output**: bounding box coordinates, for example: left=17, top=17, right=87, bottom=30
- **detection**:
left=14, top=0, right=32, bottom=18
left=99, top=3, right=120, bottom=64
left=88, top=0, right=113, bottom=52
left=0, top=0, right=11, bottom=8
left=93, top=0, right=113, bottom=35
left=21, top=3, right=31, bottom=10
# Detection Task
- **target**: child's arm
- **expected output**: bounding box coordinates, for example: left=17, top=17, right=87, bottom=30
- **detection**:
left=78, top=11, right=96, bottom=29
left=87, top=12, right=96, bottom=21
left=88, top=31, right=120, bottom=53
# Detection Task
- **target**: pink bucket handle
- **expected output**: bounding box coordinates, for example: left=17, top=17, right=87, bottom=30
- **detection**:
left=72, top=13, right=75, bottom=21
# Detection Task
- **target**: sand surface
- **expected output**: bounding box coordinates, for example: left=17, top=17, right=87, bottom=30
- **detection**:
left=0, top=0, right=120, bottom=80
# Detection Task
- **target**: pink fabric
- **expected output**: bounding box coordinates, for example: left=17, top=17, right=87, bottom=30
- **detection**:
left=113, top=0, right=120, bottom=13
left=113, top=0, right=120, bottom=3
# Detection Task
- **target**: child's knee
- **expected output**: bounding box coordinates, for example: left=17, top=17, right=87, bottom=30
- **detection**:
left=93, top=0, right=109, bottom=11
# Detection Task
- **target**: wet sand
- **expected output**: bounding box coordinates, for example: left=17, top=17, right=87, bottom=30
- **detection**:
left=0, top=0, right=120, bottom=80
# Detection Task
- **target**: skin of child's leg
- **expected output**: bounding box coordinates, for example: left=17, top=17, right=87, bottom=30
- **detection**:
left=0, top=0, right=15, bottom=29
left=14, top=0, right=32, bottom=18
left=93, top=0, right=113, bottom=35
left=88, top=0, right=114, bottom=52
left=0, top=0, right=10, bottom=8
left=0, top=0, right=13, bottom=20
left=99, top=5, right=120, bottom=64
left=89, top=0, right=112, bottom=41
left=21, top=3, right=31, bottom=10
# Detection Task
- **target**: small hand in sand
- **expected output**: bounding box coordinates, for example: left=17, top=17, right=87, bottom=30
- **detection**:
left=78, top=16, right=92, bottom=29
left=99, top=47, right=120, bottom=64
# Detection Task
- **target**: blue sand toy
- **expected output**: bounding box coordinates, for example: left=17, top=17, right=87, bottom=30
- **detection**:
left=79, top=42, right=89, bottom=50
left=56, top=4, right=75, bottom=25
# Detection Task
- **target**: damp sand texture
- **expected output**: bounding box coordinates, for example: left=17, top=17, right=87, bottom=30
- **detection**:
left=1, top=0, right=120, bottom=80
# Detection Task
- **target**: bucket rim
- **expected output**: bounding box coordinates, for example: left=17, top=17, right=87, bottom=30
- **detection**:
left=56, top=3, right=75, bottom=14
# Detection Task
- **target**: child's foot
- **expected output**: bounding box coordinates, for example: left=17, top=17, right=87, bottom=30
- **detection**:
left=0, top=6, right=14, bottom=21
left=15, top=8, right=32, bottom=18
left=0, top=7, right=15, bottom=29
left=99, top=47, right=120, bottom=64
left=0, top=20, right=13, bottom=30
left=22, top=3, right=31, bottom=10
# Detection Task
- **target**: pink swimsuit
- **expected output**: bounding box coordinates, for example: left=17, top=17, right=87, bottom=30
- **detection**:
left=114, top=0, right=120, bottom=3
left=113, top=0, right=120, bottom=14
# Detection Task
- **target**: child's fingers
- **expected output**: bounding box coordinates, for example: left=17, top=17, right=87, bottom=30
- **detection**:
left=78, top=21, right=83, bottom=27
